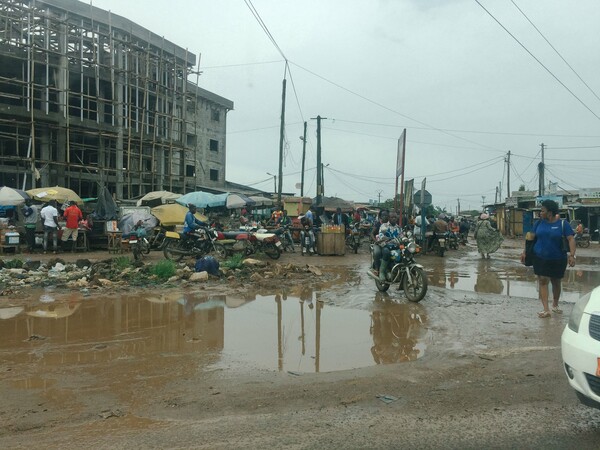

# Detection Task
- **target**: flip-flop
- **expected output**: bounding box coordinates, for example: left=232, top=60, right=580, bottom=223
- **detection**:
left=538, top=311, right=551, bottom=318
left=552, top=307, right=563, bottom=314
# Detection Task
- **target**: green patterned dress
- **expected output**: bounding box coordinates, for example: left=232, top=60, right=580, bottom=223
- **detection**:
left=474, top=219, right=503, bottom=255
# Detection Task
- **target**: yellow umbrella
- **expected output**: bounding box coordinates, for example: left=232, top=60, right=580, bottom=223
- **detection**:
left=27, top=187, right=83, bottom=205
left=150, top=203, right=207, bottom=227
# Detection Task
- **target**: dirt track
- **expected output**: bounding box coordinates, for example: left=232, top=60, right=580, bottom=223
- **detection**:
left=1, top=239, right=600, bottom=449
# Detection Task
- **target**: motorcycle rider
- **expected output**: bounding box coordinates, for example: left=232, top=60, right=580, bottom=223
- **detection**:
left=184, top=204, right=208, bottom=237
left=429, top=214, right=448, bottom=252
left=375, top=211, right=402, bottom=282
left=370, top=209, right=389, bottom=276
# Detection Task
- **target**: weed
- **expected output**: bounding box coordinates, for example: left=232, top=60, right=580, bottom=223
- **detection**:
left=4, top=259, right=23, bottom=269
left=113, top=256, right=131, bottom=271
left=222, top=253, right=244, bottom=270
left=151, top=259, right=177, bottom=280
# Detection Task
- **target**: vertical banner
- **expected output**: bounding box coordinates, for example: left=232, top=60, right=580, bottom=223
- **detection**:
left=394, top=129, right=407, bottom=221
left=396, top=129, right=406, bottom=178
left=404, top=178, right=414, bottom=209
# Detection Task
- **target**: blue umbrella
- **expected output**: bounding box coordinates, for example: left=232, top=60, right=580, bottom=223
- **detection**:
left=176, top=191, right=227, bottom=208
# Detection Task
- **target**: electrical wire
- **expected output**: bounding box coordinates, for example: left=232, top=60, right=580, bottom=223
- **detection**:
left=474, top=0, right=600, bottom=122
left=202, top=60, right=284, bottom=69
left=510, top=0, right=600, bottom=106
left=289, top=60, right=506, bottom=154
left=243, top=0, right=287, bottom=60
left=330, top=118, right=600, bottom=138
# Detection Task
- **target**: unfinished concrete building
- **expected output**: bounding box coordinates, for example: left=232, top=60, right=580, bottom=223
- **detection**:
left=0, top=0, right=233, bottom=199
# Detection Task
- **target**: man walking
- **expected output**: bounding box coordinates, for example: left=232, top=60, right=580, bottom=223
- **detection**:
left=62, top=200, right=83, bottom=251
left=40, top=200, right=60, bottom=254
left=22, top=199, right=38, bottom=253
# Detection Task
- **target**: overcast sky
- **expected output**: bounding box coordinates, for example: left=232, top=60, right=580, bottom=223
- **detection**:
left=93, top=0, right=600, bottom=212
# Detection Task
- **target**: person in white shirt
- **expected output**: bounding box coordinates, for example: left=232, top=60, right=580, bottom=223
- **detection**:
left=40, top=200, right=61, bottom=253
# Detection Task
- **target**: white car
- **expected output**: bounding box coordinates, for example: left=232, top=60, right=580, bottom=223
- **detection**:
left=561, top=286, right=600, bottom=409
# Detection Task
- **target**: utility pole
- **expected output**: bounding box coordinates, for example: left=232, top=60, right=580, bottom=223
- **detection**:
left=376, top=189, right=383, bottom=206
left=482, top=196, right=486, bottom=210
left=300, top=121, right=307, bottom=197
left=506, top=150, right=511, bottom=198
left=457, top=198, right=460, bottom=216
left=538, top=143, right=545, bottom=196
left=277, top=78, right=287, bottom=206
left=495, top=186, right=499, bottom=204
left=311, top=115, right=327, bottom=205
left=267, top=172, right=277, bottom=193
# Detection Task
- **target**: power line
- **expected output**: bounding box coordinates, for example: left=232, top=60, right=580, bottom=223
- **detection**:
left=510, top=0, right=600, bottom=106
left=243, top=0, right=287, bottom=60
left=474, top=0, right=600, bottom=122
left=289, top=60, right=505, bottom=154
left=202, top=60, right=284, bottom=69
left=330, top=118, right=600, bottom=138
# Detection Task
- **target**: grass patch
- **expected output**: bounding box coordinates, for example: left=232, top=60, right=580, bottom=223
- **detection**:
left=113, top=256, right=131, bottom=271
left=221, top=253, right=245, bottom=270
left=151, top=259, right=177, bottom=280
left=4, top=259, right=23, bottom=269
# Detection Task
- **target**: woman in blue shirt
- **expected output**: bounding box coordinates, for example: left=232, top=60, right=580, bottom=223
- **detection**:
left=522, top=200, right=576, bottom=318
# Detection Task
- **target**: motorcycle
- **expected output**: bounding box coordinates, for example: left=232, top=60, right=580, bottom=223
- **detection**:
left=447, top=231, right=459, bottom=250
left=127, top=226, right=151, bottom=261
left=163, top=226, right=227, bottom=261
left=236, top=225, right=283, bottom=259
left=367, top=236, right=428, bottom=302
left=345, top=222, right=361, bottom=254
left=430, top=232, right=447, bottom=257
left=575, top=228, right=593, bottom=248
left=458, top=231, right=468, bottom=246
left=271, top=224, right=295, bottom=253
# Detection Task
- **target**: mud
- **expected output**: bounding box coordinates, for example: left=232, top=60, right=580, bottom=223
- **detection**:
left=1, top=238, right=600, bottom=448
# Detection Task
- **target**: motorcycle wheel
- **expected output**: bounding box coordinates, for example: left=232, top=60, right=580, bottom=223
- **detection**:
left=403, top=266, right=428, bottom=302
left=133, top=245, right=142, bottom=261
left=437, top=247, right=445, bottom=257
left=143, top=241, right=151, bottom=255
left=163, top=240, right=184, bottom=262
left=213, top=243, right=227, bottom=258
left=353, top=238, right=360, bottom=254
left=263, top=243, right=281, bottom=260
left=375, top=279, right=390, bottom=292
left=580, top=239, right=590, bottom=248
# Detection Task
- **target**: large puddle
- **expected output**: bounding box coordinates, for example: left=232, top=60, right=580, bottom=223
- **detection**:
left=1, top=248, right=597, bottom=381
left=0, top=290, right=429, bottom=375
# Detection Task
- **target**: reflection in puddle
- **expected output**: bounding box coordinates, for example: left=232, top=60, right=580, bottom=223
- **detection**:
left=0, top=290, right=430, bottom=378
left=426, top=256, right=600, bottom=302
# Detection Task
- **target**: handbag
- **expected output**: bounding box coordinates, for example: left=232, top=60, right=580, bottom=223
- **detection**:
left=523, top=220, right=540, bottom=266
left=560, top=219, right=569, bottom=253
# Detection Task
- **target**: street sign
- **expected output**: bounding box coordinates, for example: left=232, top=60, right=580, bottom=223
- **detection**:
left=414, top=189, right=432, bottom=206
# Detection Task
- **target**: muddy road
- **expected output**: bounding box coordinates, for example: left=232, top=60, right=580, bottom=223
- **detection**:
left=1, top=238, right=600, bottom=448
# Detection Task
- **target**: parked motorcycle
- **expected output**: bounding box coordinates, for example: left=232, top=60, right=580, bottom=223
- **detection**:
left=367, top=236, right=428, bottom=302
left=575, top=228, right=594, bottom=248
left=271, top=224, right=295, bottom=253
left=127, top=226, right=151, bottom=261
left=163, top=227, right=227, bottom=261
left=345, top=222, right=361, bottom=253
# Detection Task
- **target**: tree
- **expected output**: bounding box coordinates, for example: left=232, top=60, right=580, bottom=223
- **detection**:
left=518, top=184, right=526, bottom=191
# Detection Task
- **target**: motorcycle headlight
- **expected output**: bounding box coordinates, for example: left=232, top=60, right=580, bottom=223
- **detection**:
left=407, top=242, right=417, bottom=253
left=568, top=291, right=592, bottom=333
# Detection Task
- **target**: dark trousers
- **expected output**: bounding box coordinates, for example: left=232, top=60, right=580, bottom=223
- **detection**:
left=25, top=226, right=36, bottom=251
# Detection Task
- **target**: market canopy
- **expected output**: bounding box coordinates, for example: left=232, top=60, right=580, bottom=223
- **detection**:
left=226, top=193, right=256, bottom=209
left=313, top=196, right=355, bottom=212
left=151, top=203, right=207, bottom=227
left=176, top=191, right=228, bottom=209
left=0, top=186, right=29, bottom=206
left=136, top=190, right=181, bottom=207
left=118, top=211, right=158, bottom=235
left=27, top=186, right=83, bottom=205
left=248, top=195, right=273, bottom=207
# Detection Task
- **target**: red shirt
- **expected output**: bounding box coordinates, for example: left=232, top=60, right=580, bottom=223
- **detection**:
left=64, top=205, right=83, bottom=229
